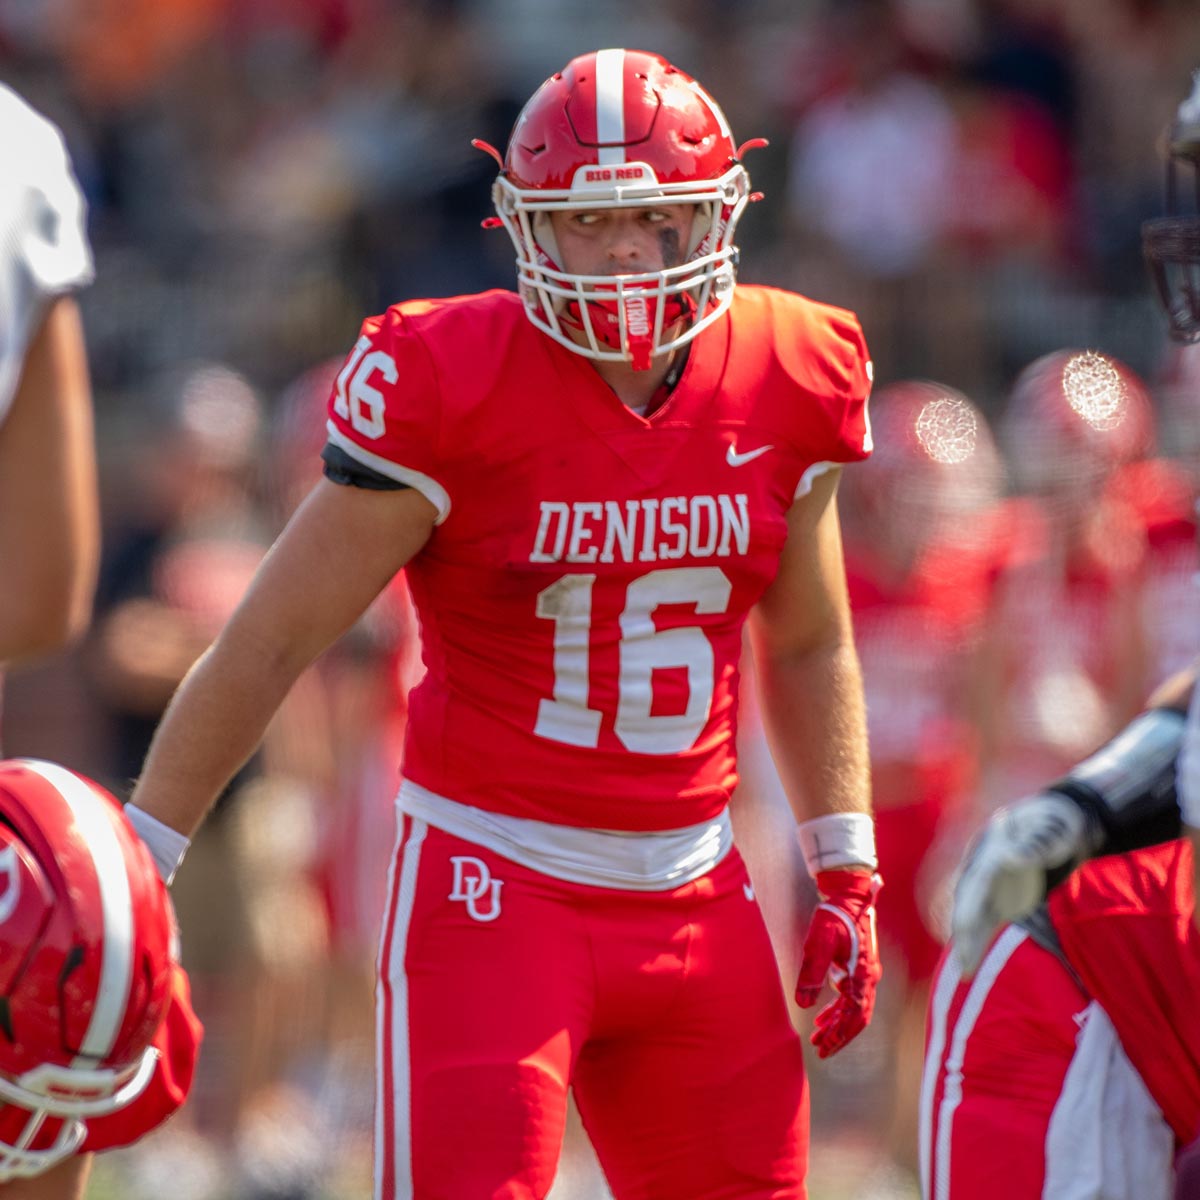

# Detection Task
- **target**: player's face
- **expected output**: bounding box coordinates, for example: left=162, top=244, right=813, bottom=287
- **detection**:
left=549, top=204, right=695, bottom=276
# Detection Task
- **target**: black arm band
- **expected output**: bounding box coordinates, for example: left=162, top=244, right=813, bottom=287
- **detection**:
left=321, top=443, right=411, bottom=491
left=1046, top=706, right=1186, bottom=861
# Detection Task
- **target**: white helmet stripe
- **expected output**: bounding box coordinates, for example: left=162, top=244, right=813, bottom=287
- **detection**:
left=594, top=48, right=627, bottom=166
left=685, top=79, right=733, bottom=142
left=20, top=761, right=133, bottom=1062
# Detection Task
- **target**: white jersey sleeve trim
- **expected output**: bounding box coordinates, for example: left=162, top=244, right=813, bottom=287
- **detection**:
left=324, top=421, right=451, bottom=524
left=794, top=460, right=837, bottom=500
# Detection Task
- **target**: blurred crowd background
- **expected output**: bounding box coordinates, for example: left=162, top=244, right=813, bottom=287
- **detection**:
left=3, top=0, right=1200, bottom=1197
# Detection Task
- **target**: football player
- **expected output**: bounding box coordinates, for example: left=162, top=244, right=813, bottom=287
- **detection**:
left=923, top=665, right=1195, bottom=1200
left=0, top=85, right=99, bottom=666
left=922, top=68, right=1200, bottom=1200
left=123, top=49, right=881, bottom=1198
left=0, top=760, right=201, bottom=1200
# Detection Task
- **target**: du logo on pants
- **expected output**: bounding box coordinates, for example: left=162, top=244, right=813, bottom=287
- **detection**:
left=449, top=855, right=504, bottom=922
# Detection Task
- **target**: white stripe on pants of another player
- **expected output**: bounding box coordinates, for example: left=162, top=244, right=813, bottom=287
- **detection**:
left=375, top=815, right=427, bottom=1200
left=920, top=925, right=1026, bottom=1200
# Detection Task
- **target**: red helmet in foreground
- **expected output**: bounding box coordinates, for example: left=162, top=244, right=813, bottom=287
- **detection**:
left=0, top=760, right=174, bottom=1180
left=481, top=48, right=758, bottom=370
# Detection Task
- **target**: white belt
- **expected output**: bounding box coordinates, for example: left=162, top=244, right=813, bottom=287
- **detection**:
left=398, top=779, right=732, bottom=891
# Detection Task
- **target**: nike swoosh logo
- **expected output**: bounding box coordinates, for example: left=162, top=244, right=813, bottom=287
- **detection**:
left=726, top=443, right=773, bottom=467
left=743, top=882, right=756, bottom=902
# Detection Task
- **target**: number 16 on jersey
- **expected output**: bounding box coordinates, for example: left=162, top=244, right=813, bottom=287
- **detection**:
left=534, top=566, right=732, bottom=756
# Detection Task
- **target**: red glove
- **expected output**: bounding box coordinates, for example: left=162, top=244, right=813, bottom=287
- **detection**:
left=795, top=870, right=883, bottom=1059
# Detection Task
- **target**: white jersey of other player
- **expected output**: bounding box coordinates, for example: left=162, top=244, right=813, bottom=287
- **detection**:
left=0, top=83, right=93, bottom=426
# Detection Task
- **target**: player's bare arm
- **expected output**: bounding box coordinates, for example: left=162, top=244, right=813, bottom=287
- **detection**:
left=747, top=465, right=881, bottom=1057
left=129, top=481, right=436, bottom=842
left=747, top=466, right=871, bottom=827
left=0, top=296, right=98, bottom=663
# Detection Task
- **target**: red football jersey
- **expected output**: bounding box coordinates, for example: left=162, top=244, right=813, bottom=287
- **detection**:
left=1049, top=840, right=1200, bottom=1145
left=325, top=287, right=871, bottom=830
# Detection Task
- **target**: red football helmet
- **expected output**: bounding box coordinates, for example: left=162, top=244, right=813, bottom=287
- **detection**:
left=0, top=760, right=175, bottom=1180
left=478, top=48, right=758, bottom=370
left=1001, top=349, right=1154, bottom=499
left=1142, top=70, right=1200, bottom=343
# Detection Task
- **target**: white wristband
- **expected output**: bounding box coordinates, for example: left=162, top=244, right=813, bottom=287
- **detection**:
left=124, top=803, right=191, bottom=886
left=797, top=812, right=878, bottom=875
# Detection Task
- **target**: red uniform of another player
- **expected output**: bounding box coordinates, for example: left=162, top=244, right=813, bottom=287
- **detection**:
left=1050, top=840, right=1200, bottom=1148
left=922, top=841, right=1198, bottom=1200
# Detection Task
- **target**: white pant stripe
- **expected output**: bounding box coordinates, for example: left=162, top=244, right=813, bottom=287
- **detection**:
left=919, top=947, right=962, bottom=1199
left=375, top=817, right=427, bottom=1200
left=932, top=925, right=1028, bottom=1200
